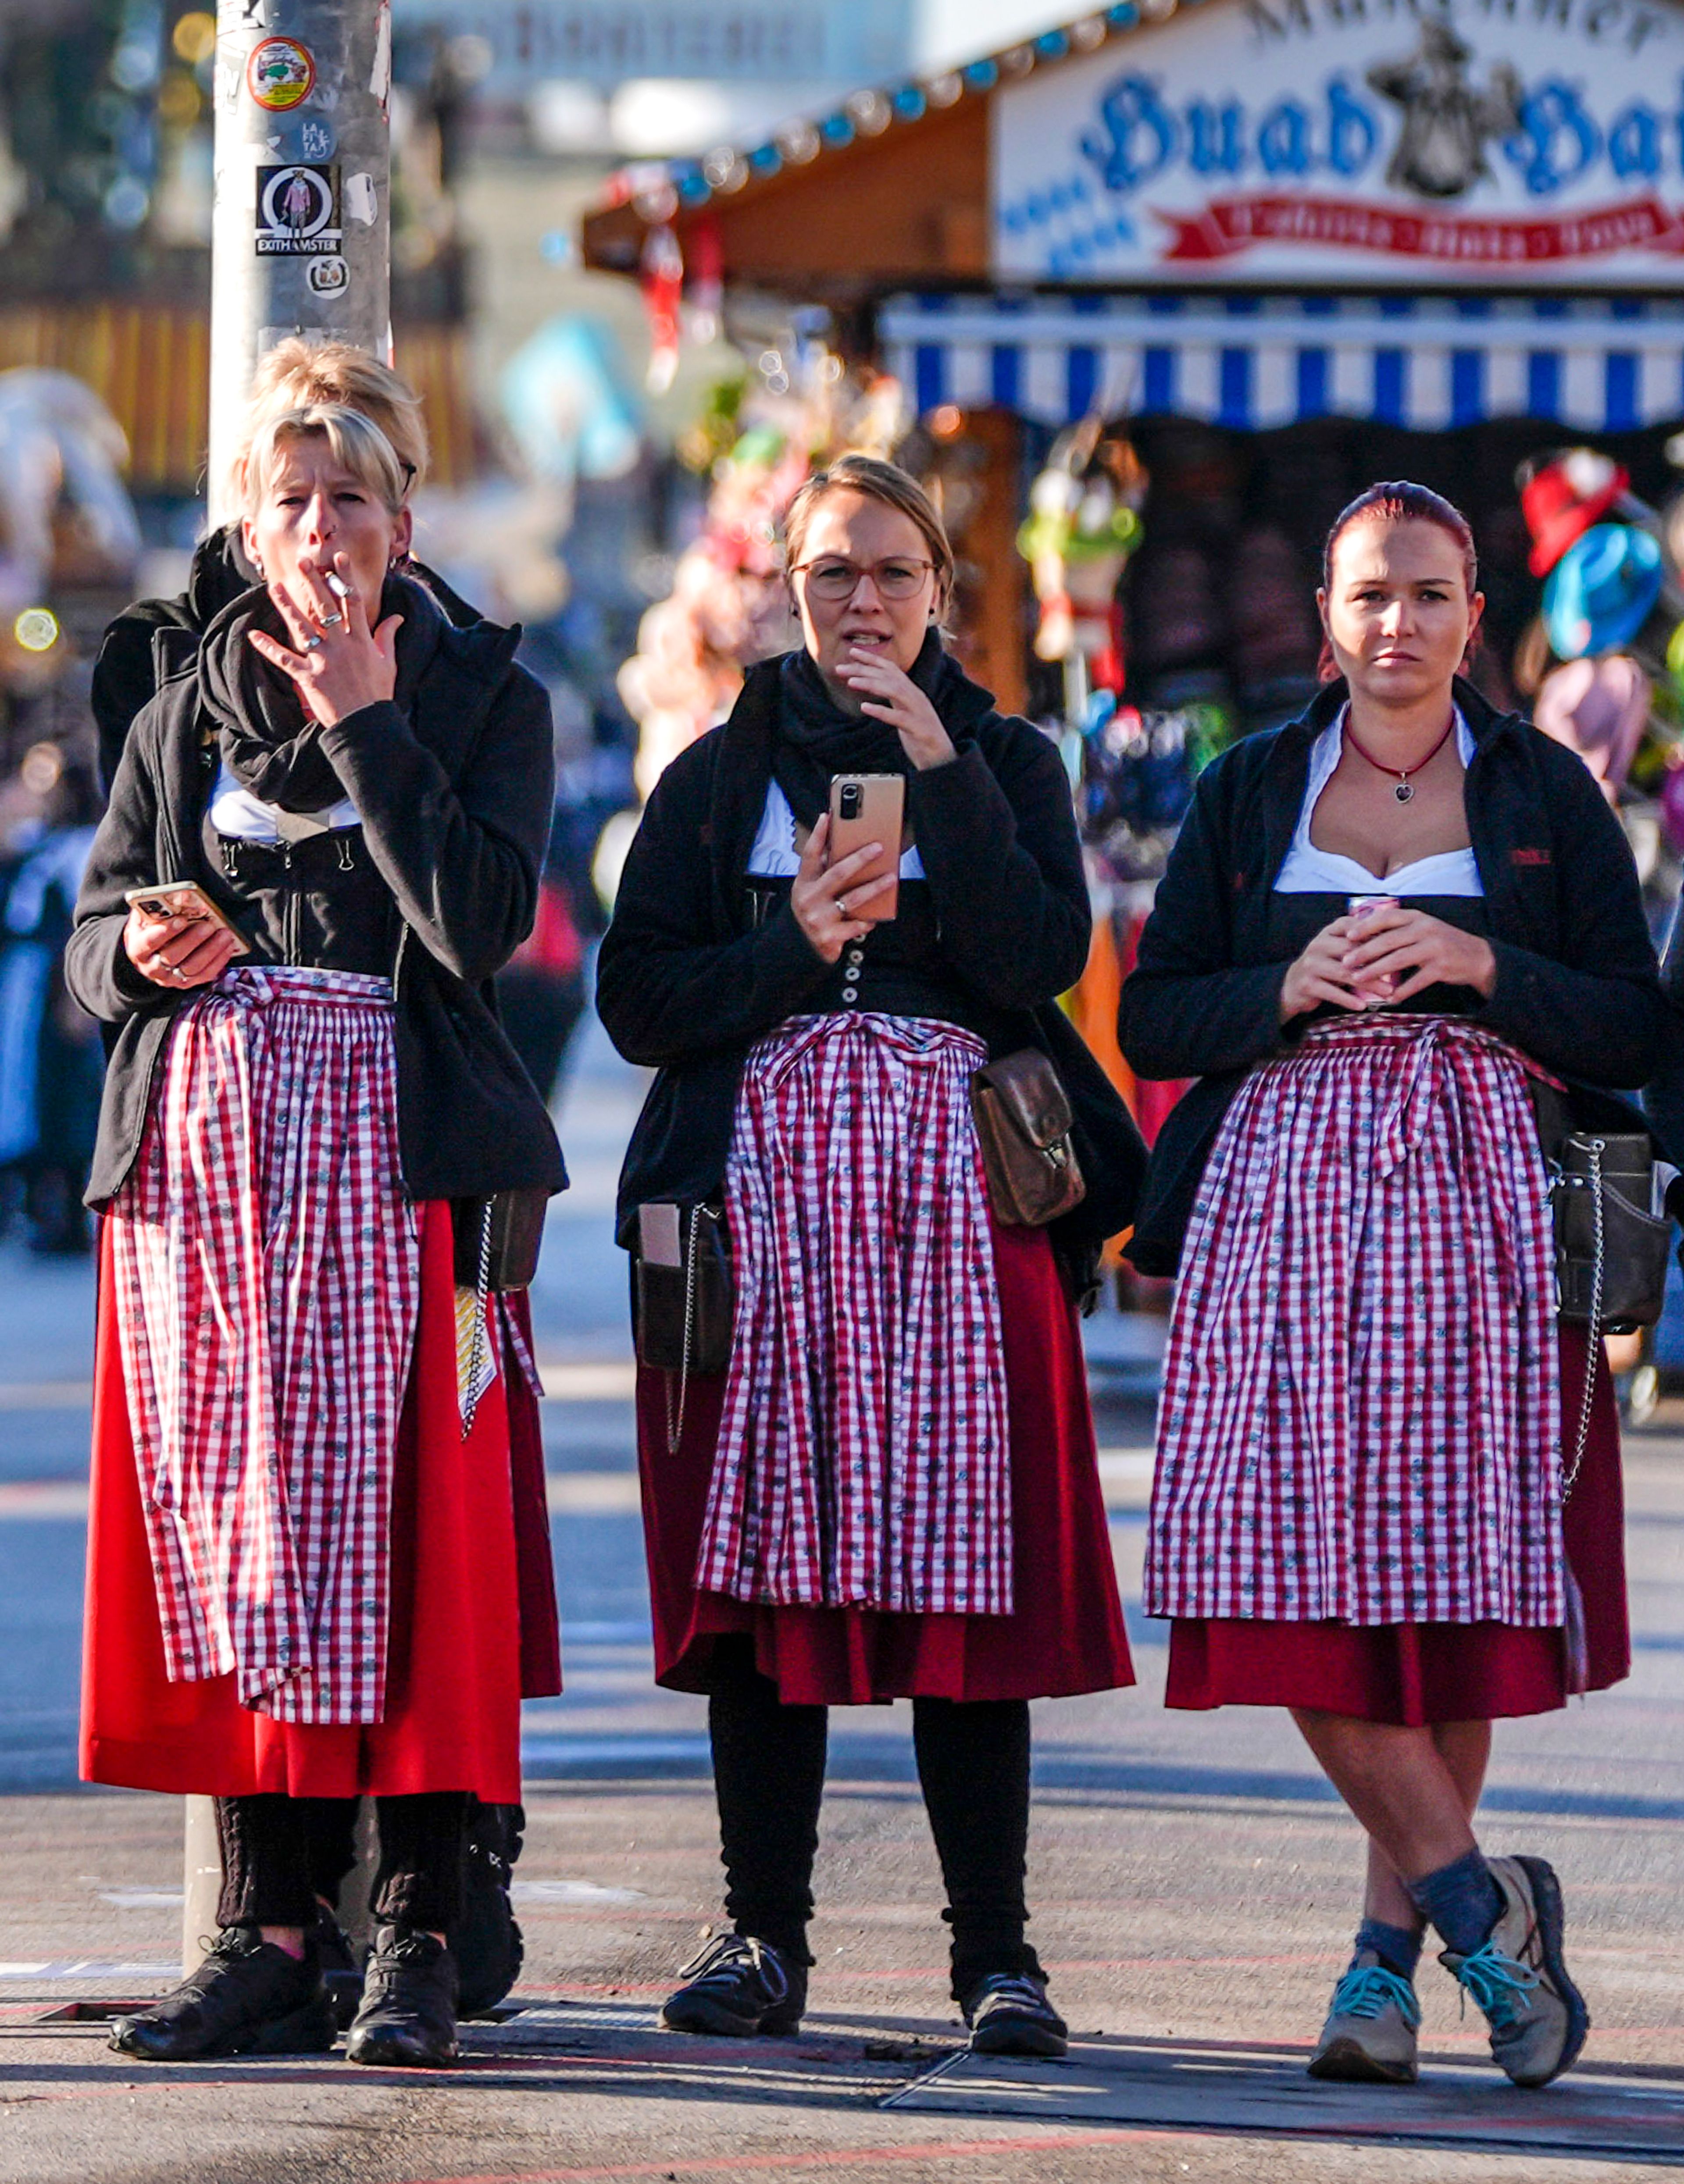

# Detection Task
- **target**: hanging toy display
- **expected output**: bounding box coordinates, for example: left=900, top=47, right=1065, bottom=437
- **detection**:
left=1515, top=445, right=1684, bottom=904
left=1015, top=418, right=1146, bottom=691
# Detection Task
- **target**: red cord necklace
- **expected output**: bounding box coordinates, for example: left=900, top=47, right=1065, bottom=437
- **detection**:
left=1341, top=713, right=1457, bottom=804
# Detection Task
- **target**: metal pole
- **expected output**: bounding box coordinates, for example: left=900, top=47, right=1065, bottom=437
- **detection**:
left=186, top=0, right=393, bottom=1970
left=207, top=0, right=392, bottom=522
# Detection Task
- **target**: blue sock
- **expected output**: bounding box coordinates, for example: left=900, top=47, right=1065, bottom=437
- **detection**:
left=1407, top=1849, right=1503, bottom=1957
left=1353, top=1917, right=1423, bottom=1980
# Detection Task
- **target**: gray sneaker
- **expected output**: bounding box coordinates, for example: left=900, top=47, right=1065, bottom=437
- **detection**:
left=1307, top=1952, right=1420, bottom=2084
left=1440, top=1855, right=1588, bottom=2088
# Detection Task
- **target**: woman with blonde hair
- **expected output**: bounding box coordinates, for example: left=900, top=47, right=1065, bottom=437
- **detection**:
left=598, top=453, right=1142, bottom=2055
left=92, top=340, right=471, bottom=794
left=69, top=402, right=563, bottom=2066
left=90, top=341, right=534, bottom=2020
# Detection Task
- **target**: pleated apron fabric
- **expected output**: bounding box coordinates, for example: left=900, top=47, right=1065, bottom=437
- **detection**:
left=1147, top=1013, right=1564, bottom=1631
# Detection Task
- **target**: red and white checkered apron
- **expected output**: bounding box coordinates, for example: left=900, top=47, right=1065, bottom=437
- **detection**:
left=107, top=966, right=422, bottom=1725
left=1146, top=1014, right=1564, bottom=1627
left=696, top=1012, right=1013, bottom=1616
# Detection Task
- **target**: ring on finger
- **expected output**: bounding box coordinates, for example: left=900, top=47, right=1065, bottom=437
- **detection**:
left=319, top=611, right=343, bottom=630
left=301, top=633, right=324, bottom=652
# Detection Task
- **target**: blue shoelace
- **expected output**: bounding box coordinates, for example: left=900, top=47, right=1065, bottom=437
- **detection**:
left=1451, top=1942, right=1541, bottom=2029
left=1329, top=1963, right=1421, bottom=2029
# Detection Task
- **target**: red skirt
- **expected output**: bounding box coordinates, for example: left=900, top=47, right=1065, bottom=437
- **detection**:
left=637, top=1219, right=1133, bottom=1706
left=1165, top=1324, right=1627, bottom=1725
left=81, top=1202, right=560, bottom=1801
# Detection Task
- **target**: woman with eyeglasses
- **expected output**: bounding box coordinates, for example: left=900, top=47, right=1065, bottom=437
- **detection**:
left=597, top=453, right=1142, bottom=2056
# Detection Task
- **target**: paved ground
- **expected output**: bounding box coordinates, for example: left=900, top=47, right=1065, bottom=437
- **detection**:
left=3, top=1019, right=1684, bottom=2179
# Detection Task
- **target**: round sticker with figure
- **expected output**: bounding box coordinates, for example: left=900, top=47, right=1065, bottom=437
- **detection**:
left=307, top=257, right=349, bottom=297
left=247, top=36, right=315, bottom=113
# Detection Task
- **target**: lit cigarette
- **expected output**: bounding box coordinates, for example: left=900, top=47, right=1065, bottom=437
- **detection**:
left=325, top=571, right=351, bottom=600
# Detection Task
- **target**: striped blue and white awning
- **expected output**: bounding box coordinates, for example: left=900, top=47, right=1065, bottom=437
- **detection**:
left=878, top=293, right=1684, bottom=433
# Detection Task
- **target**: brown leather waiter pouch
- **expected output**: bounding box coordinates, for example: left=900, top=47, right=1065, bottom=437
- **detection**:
left=970, top=1048, right=1087, bottom=1228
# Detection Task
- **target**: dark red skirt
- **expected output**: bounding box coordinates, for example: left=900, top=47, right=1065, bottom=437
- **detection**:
left=636, top=1218, right=1134, bottom=1707
left=1165, top=1323, right=1627, bottom=1724
left=81, top=1202, right=560, bottom=1801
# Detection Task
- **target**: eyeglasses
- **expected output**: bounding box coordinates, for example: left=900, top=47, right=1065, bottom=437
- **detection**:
left=791, top=556, right=935, bottom=601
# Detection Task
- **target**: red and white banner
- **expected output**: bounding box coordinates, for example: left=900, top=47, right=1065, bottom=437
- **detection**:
left=1156, top=193, right=1684, bottom=268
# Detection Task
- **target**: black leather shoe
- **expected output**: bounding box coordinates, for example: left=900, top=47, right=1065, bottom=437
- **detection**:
left=109, top=1929, right=335, bottom=2061
left=453, top=1799, right=524, bottom=2018
left=962, top=1972, right=1069, bottom=2058
left=310, top=1903, right=364, bottom=2032
left=660, top=1934, right=806, bottom=2038
left=345, top=1925, right=459, bottom=2067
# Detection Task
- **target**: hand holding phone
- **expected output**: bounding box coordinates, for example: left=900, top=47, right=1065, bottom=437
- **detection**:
left=827, top=773, right=905, bottom=924
left=123, top=880, right=248, bottom=990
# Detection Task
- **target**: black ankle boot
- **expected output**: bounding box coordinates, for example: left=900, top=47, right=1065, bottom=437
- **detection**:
left=345, top=1924, right=459, bottom=2067
left=660, top=1933, right=807, bottom=2038
left=453, top=1799, right=524, bottom=2018
left=109, top=1929, right=335, bottom=2061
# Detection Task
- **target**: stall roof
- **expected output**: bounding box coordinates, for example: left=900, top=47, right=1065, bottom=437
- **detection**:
left=883, top=292, right=1684, bottom=434
left=579, top=6, right=1141, bottom=294
left=581, top=0, right=1684, bottom=434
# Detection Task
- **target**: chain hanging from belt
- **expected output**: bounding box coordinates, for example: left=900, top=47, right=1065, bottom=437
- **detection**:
left=462, top=1197, right=495, bottom=1438
left=664, top=1204, right=707, bottom=1457
left=1560, top=1137, right=1605, bottom=1504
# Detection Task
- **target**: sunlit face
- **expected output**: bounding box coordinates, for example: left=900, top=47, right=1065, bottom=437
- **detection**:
left=790, top=490, right=942, bottom=697
left=1318, top=516, right=1483, bottom=709
left=240, top=432, right=411, bottom=616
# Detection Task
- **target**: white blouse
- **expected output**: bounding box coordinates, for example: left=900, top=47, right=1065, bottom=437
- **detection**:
left=209, top=762, right=359, bottom=843
left=746, top=780, right=926, bottom=879
left=1273, top=709, right=1483, bottom=898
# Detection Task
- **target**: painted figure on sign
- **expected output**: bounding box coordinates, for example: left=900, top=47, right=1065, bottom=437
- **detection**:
left=1367, top=23, right=1521, bottom=199
left=280, top=170, right=314, bottom=232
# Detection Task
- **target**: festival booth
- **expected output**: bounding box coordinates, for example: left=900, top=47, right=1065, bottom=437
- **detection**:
left=582, top=0, right=1684, bottom=1143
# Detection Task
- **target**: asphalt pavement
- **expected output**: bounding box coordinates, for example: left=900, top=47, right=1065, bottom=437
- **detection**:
left=2, top=1017, right=1684, bottom=2180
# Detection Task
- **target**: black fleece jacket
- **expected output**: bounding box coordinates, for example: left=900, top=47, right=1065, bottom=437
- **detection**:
left=68, top=578, right=566, bottom=1207
left=596, top=650, right=1146, bottom=1257
left=1120, top=677, right=1667, bottom=1275
left=91, top=524, right=481, bottom=795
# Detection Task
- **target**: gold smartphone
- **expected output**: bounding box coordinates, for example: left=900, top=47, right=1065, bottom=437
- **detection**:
left=125, top=880, right=250, bottom=955
left=828, top=773, right=905, bottom=923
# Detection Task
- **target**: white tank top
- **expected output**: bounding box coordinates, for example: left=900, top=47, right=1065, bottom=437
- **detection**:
left=1272, top=709, right=1482, bottom=898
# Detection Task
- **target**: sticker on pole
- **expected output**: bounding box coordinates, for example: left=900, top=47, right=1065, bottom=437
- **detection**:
left=247, top=36, right=315, bottom=112
left=307, top=258, right=349, bottom=297
left=256, top=164, right=341, bottom=255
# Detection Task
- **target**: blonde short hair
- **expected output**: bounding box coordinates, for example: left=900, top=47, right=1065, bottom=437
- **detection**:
left=241, top=403, right=410, bottom=520
left=782, top=453, right=955, bottom=603
left=231, top=339, right=428, bottom=505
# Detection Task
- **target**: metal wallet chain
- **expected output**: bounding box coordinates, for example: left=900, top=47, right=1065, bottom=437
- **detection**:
left=462, top=1198, right=494, bottom=1439
left=1561, top=1137, right=1606, bottom=1504
left=664, top=1204, right=707, bottom=1457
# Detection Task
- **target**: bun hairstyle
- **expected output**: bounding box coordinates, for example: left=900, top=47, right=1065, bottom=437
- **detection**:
left=1318, top=480, right=1481, bottom=682
left=782, top=452, right=955, bottom=611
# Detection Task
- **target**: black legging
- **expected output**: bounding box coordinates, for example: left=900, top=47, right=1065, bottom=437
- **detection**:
left=706, top=1636, right=1039, bottom=2000
left=215, top=1793, right=469, bottom=1935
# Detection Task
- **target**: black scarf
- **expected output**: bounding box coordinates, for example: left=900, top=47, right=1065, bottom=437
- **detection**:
left=771, top=627, right=972, bottom=828
left=199, top=573, right=436, bottom=812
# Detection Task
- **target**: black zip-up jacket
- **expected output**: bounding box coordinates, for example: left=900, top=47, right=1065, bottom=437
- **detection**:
left=67, top=577, right=567, bottom=1207
left=596, top=651, right=1146, bottom=1259
left=1120, top=676, right=1667, bottom=1275
left=91, top=524, right=481, bottom=795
